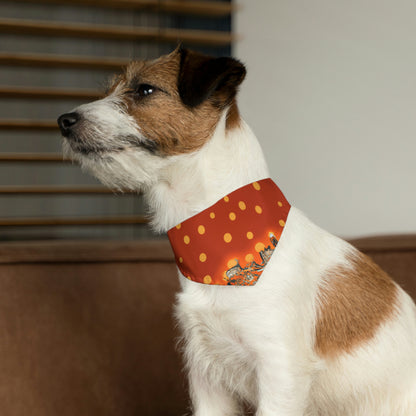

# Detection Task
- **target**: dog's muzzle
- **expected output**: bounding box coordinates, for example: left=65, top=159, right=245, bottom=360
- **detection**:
left=57, top=112, right=80, bottom=137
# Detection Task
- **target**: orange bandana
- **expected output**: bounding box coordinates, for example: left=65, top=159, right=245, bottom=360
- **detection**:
left=167, top=179, right=290, bottom=286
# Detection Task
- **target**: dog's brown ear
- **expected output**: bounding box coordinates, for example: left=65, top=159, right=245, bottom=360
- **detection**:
left=178, top=48, right=246, bottom=108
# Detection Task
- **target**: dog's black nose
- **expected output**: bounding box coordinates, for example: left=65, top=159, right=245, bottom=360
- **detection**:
left=57, top=112, right=80, bottom=136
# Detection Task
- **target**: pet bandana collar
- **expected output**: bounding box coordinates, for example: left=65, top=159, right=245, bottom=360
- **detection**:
left=167, top=178, right=290, bottom=286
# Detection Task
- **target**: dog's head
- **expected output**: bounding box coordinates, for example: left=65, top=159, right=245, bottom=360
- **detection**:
left=58, top=47, right=246, bottom=191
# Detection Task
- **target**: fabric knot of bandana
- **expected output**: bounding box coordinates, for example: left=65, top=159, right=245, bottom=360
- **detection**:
left=167, top=179, right=290, bottom=286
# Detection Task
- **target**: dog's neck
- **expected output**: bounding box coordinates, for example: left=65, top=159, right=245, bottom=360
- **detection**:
left=145, top=112, right=270, bottom=233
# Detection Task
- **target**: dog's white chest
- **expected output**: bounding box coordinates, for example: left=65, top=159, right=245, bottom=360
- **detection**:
left=175, top=287, right=259, bottom=398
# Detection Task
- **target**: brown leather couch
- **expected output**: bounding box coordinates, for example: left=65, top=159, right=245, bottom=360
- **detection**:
left=0, top=235, right=415, bottom=416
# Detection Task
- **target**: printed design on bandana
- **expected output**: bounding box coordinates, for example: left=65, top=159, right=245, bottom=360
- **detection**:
left=167, top=179, right=291, bottom=286
left=225, top=232, right=278, bottom=285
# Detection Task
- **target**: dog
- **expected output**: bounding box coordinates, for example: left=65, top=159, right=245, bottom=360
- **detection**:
left=58, top=47, right=416, bottom=415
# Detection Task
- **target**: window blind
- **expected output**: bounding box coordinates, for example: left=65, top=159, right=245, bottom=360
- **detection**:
left=0, top=0, right=234, bottom=240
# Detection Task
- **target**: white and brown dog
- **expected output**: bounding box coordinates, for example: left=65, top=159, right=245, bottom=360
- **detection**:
left=58, top=48, right=416, bottom=415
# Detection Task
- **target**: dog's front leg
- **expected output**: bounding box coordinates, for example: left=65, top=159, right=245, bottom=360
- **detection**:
left=254, top=347, right=312, bottom=416
left=189, top=368, right=241, bottom=416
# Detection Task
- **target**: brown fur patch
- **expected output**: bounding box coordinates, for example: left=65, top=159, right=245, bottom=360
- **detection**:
left=315, top=251, right=398, bottom=358
left=108, top=50, right=224, bottom=156
left=226, top=99, right=241, bottom=130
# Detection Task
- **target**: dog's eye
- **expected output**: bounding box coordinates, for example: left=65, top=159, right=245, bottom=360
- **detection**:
left=134, top=84, right=156, bottom=98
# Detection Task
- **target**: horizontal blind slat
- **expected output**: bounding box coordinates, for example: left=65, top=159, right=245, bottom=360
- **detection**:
left=0, top=120, right=58, bottom=130
left=0, top=215, right=148, bottom=226
left=0, top=153, right=64, bottom=162
left=0, top=186, right=136, bottom=194
left=0, top=53, right=129, bottom=70
left=0, top=87, right=101, bottom=100
left=0, top=18, right=234, bottom=46
left=9, top=0, right=234, bottom=17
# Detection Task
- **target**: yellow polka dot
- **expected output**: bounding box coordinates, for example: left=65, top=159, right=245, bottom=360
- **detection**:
left=199, top=253, right=207, bottom=262
left=255, top=205, right=262, bottom=214
left=184, top=235, right=190, bottom=244
left=227, top=259, right=237, bottom=268
left=203, top=275, right=212, bottom=284
left=246, top=231, right=254, bottom=240
left=210, top=212, right=215, bottom=219
left=179, top=257, right=183, bottom=263
left=224, top=233, right=232, bottom=243
left=198, top=225, right=205, bottom=235
left=229, top=212, right=236, bottom=221
left=245, top=253, right=254, bottom=263
left=278, top=201, right=283, bottom=207
left=255, top=242, right=265, bottom=252
left=176, top=223, right=181, bottom=229
left=224, top=196, right=230, bottom=202
left=253, top=182, right=261, bottom=190
left=279, top=219, right=286, bottom=227
left=238, top=201, right=246, bottom=210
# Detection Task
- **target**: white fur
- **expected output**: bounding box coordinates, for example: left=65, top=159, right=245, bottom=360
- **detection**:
left=64, top=96, right=416, bottom=415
